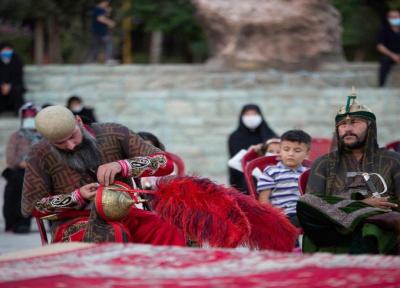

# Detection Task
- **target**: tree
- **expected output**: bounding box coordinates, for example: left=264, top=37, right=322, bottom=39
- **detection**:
left=128, top=0, right=207, bottom=63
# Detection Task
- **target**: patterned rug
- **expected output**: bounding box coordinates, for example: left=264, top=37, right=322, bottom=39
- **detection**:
left=1, top=243, right=400, bottom=287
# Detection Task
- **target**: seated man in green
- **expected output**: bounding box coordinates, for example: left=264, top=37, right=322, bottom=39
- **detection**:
left=297, top=91, right=400, bottom=254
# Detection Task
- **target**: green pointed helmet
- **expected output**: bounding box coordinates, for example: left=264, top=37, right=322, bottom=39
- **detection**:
left=335, top=88, right=375, bottom=123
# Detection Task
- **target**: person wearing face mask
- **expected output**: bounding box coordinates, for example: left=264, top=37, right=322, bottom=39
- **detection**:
left=66, top=95, right=97, bottom=124
left=228, top=104, right=277, bottom=193
left=377, top=9, right=400, bottom=87
left=0, top=42, right=26, bottom=115
left=2, top=103, right=42, bottom=233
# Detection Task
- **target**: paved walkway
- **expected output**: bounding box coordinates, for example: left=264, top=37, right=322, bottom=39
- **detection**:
left=0, top=178, right=43, bottom=255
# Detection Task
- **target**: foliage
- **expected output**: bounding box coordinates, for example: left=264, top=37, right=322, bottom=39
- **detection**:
left=128, top=0, right=208, bottom=61
left=0, top=0, right=208, bottom=63
left=330, top=0, right=396, bottom=60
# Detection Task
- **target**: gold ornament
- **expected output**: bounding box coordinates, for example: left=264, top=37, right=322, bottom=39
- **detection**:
left=95, top=182, right=141, bottom=221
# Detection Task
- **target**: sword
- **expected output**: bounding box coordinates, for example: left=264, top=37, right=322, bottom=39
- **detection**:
left=346, top=172, right=388, bottom=198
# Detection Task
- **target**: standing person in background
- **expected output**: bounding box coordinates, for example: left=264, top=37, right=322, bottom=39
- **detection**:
left=0, top=42, right=25, bottom=115
left=377, top=9, right=400, bottom=87
left=2, top=103, right=41, bottom=233
left=228, top=104, right=277, bottom=193
left=85, top=0, right=116, bottom=64
left=66, top=95, right=97, bottom=124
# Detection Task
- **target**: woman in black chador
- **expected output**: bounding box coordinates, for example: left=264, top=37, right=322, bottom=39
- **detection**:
left=0, top=42, right=25, bottom=115
left=228, top=104, right=277, bottom=193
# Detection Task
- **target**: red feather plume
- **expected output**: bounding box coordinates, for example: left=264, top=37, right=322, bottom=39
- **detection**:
left=153, top=176, right=297, bottom=251
left=153, top=176, right=250, bottom=248
left=231, top=191, right=298, bottom=252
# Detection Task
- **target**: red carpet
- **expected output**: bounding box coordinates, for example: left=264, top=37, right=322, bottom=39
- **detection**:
left=1, top=243, right=400, bottom=287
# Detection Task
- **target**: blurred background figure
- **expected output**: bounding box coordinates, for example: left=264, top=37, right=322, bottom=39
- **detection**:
left=66, top=95, right=97, bottom=124
left=377, top=8, right=400, bottom=87
left=84, top=0, right=116, bottom=64
left=41, top=103, right=54, bottom=109
left=249, top=138, right=281, bottom=157
left=2, top=103, right=41, bottom=233
left=228, top=104, right=277, bottom=193
left=0, top=42, right=25, bottom=115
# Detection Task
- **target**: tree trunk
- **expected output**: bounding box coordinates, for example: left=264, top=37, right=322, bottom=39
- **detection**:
left=150, top=30, right=163, bottom=64
left=353, top=48, right=366, bottom=62
left=47, top=16, right=62, bottom=63
left=34, top=19, right=45, bottom=65
left=122, top=0, right=132, bottom=64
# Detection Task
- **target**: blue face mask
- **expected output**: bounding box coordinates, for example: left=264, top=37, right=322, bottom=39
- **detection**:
left=0, top=50, right=13, bottom=61
left=389, top=18, right=400, bottom=26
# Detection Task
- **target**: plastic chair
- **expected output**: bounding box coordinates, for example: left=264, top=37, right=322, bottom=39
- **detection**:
left=298, top=169, right=310, bottom=195
left=244, top=156, right=279, bottom=198
left=241, top=149, right=262, bottom=172
left=165, top=151, right=186, bottom=176
left=309, top=138, right=332, bottom=162
left=244, top=156, right=312, bottom=199
left=385, top=140, right=400, bottom=152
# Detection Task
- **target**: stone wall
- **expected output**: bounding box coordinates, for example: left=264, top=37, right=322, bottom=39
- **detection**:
left=1, top=63, right=399, bottom=184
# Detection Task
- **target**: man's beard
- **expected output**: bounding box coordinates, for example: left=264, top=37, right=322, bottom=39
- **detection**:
left=340, top=132, right=367, bottom=150
left=53, top=128, right=102, bottom=173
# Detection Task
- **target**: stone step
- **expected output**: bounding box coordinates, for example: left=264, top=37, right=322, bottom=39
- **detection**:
left=25, top=63, right=400, bottom=91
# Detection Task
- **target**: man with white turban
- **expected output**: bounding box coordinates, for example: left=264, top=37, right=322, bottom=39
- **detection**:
left=22, top=106, right=185, bottom=245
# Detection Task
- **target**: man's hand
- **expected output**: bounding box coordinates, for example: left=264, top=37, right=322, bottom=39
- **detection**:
left=79, top=183, right=99, bottom=200
left=362, top=196, right=398, bottom=210
left=108, top=20, right=116, bottom=29
left=391, top=54, right=400, bottom=64
left=97, top=162, right=122, bottom=186
left=1, top=83, right=11, bottom=95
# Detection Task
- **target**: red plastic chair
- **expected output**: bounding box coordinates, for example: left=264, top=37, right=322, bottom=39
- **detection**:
left=165, top=151, right=186, bottom=176
left=298, top=169, right=310, bottom=195
left=244, top=156, right=279, bottom=198
left=309, top=138, right=332, bottom=162
left=385, top=140, right=400, bottom=152
left=241, top=149, right=262, bottom=172
left=244, top=156, right=312, bottom=199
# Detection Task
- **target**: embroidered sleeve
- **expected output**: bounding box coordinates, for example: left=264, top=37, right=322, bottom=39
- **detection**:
left=35, top=189, right=88, bottom=214
left=117, top=153, right=173, bottom=178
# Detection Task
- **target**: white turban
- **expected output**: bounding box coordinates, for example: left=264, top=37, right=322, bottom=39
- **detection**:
left=35, top=105, right=76, bottom=142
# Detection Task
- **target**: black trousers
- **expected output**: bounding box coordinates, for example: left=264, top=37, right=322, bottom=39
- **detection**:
left=0, top=88, right=24, bottom=114
left=378, top=56, right=396, bottom=87
left=2, top=168, right=31, bottom=231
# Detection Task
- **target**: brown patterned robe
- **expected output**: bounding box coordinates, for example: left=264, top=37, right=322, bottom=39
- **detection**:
left=22, top=123, right=160, bottom=217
